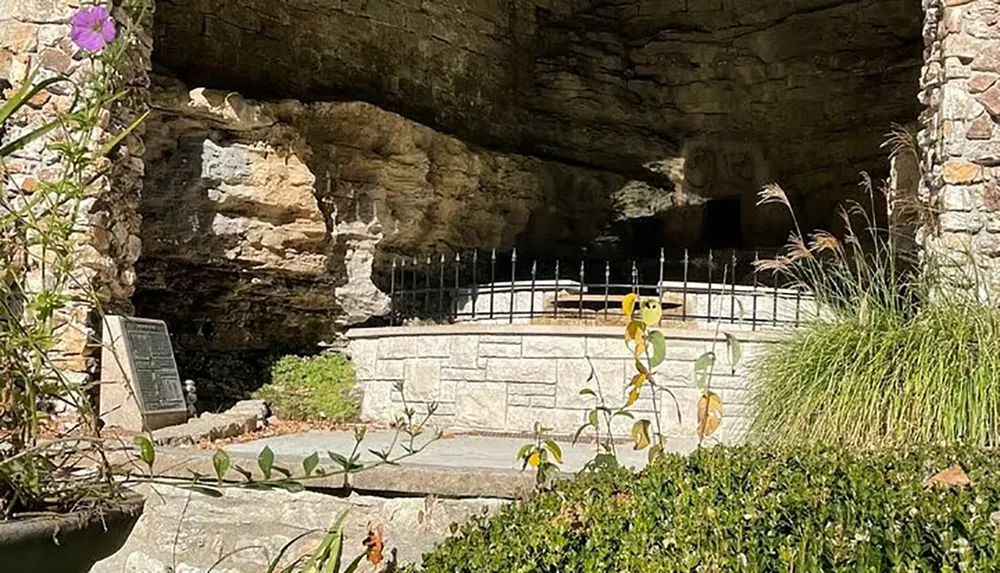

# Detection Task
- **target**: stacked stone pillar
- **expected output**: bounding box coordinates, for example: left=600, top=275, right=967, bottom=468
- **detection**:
left=1, top=1, right=151, bottom=391
left=920, top=0, right=1000, bottom=295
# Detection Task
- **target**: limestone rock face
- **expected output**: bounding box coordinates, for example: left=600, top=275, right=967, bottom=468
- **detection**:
left=136, top=77, right=643, bottom=406
left=153, top=0, right=924, bottom=232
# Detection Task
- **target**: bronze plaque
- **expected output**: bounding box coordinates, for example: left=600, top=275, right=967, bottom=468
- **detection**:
left=121, top=318, right=185, bottom=413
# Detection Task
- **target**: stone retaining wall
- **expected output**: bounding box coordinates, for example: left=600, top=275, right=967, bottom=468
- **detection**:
left=350, top=325, right=783, bottom=443
left=94, top=448, right=528, bottom=572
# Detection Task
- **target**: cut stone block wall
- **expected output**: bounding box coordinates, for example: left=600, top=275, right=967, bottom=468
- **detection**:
left=350, top=325, right=782, bottom=444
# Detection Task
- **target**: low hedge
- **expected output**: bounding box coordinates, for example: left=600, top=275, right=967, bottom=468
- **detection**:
left=411, top=446, right=1000, bottom=572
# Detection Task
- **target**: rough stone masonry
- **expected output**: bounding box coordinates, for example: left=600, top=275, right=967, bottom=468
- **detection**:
left=1, top=0, right=151, bottom=394
left=920, top=0, right=1000, bottom=294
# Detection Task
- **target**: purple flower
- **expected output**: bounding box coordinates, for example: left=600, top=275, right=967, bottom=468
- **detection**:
left=70, top=6, right=116, bottom=53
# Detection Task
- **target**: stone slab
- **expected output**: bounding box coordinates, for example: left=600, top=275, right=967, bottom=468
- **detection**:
left=151, top=400, right=268, bottom=446
left=521, top=335, right=586, bottom=358
left=454, top=382, right=506, bottom=429
left=484, top=358, right=555, bottom=383
left=404, top=359, right=440, bottom=402
left=100, top=316, right=188, bottom=432
left=92, top=483, right=505, bottom=573
left=478, top=342, right=521, bottom=358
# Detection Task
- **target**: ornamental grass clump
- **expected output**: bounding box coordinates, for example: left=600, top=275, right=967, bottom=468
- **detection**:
left=748, top=177, right=1000, bottom=447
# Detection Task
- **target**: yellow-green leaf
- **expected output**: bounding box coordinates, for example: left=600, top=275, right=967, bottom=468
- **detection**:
left=622, top=293, right=638, bottom=317
left=303, top=452, right=320, bottom=476
left=634, top=360, right=649, bottom=376
left=625, top=320, right=645, bottom=343
left=626, top=386, right=640, bottom=407
left=697, top=391, right=723, bottom=440
left=133, top=434, right=155, bottom=469
left=258, top=445, right=275, bottom=479
left=648, top=443, right=664, bottom=464
left=640, top=299, right=662, bottom=326
left=648, top=330, right=666, bottom=368
left=694, top=352, right=716, bottom=375
left=631, top=373, right=647, bottom=388
left=631, top=419, right=651, bottom=450
left=545, top=439, right=564, bottom=464
left=213, top=449, right=231, bottom=482
left=517, top=444, right=533, bottom=461
left=632, top=335, right=646, bottom=359
left=724, top=332, right=743, bottom=371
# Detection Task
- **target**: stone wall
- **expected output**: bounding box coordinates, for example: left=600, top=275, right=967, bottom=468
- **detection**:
left=351, top=324, right=781, bottom=442
left=0, top=1, right=151, bottom=386
left=919, top=0, right=1000, bottom=294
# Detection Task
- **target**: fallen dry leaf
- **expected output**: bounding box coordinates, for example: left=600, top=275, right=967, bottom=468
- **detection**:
left=922, top=464, right=972, bottom=489
left=363, top=524, right=385, bottom=566
left=550, top=502, right=585, bottom=531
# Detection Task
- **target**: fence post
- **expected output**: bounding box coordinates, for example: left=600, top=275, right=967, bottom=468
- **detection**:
left=773, top=270, right=779, bottom=328
left=682, top=248, right=689, bottom=322
left=554, top=259, right=560, bottom=320
left=454, top=252, right=461, bottom=319
left=411, top=257, right=419, bottom=322
left=603, top=260, right=610, bottom=320
left=424, top=256, right=431, bottom=317
left=471, top=249, right=478, bottom=321
left=752, top=250, right=759, bottom=331
left=438, top=253, right=446, bottom=319
left=390, top=257, right=397, bottom=326
left=530, top=260, right=537, bottom=322
left=489, top=249, right=496, bottom=321
left=730, top=249, right=737, bottom=324
left=578, top=260, right=585, bottom=320
left=509, top=248, right=517, bottom=324
left=707, top=249, right=713, bottom=323
left=658, top=248, right=665, bottom=326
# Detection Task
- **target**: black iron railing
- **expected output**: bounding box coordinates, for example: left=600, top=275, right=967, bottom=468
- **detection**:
left=388, top=248, right=814, bottom=330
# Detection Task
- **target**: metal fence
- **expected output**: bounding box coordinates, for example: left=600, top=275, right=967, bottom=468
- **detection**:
left=388, top=248, right=816, bottom=330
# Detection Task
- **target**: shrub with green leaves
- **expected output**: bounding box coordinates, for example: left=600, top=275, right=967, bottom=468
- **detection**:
left=411, top=445, right=1000, bottom=572
left=252, top=354, right=359, bottom=422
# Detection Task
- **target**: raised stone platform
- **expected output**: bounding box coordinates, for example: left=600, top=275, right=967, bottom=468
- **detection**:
left=350, top=324, right=782, bottom=443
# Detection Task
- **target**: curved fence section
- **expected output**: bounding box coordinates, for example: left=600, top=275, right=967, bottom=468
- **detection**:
left=388, top=248, right=817, bottom=330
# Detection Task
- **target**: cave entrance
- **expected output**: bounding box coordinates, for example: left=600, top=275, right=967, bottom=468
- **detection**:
left=703, top=198, right=742, bottom=250
left=138, top=0, right=926, bottom=409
